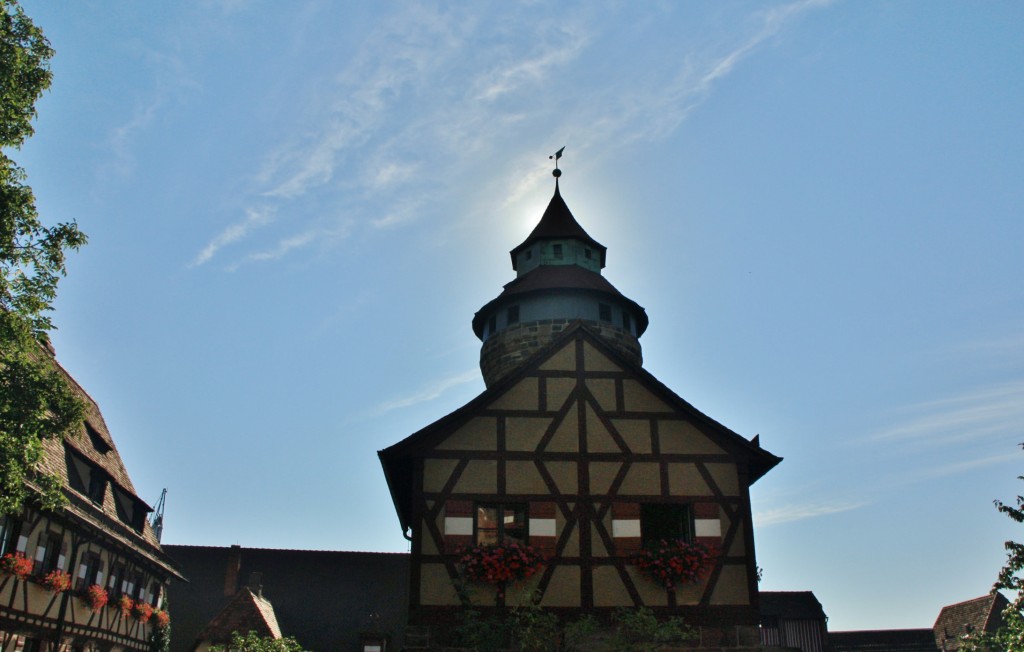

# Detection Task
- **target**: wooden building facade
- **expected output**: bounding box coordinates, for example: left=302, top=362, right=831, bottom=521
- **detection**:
left=0, top=355, right=183, bottom=652
left=380, top=167, right=781, bottom=647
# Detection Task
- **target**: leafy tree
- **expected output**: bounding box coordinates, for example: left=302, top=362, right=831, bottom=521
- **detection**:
left=962, top=468, right=1024, bottom=652
left=0, top=0, right=86, bottom=516
left=210, top=632, right=308, bottom=652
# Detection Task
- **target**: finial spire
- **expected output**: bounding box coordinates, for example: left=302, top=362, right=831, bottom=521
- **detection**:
left=550, top=146, right=564, bottom=180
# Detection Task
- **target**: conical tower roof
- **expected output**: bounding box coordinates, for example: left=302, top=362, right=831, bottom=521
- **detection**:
left=510, top=183, right=606, bottom=270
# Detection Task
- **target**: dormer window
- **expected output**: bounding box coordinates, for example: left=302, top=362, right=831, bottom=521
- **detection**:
left=553, top=244, right=563, bottom=258
left=525, top=249, right=532, bottom=261
left=599, top=303, right=612, bottom=322
left=623, top=313, right=632, bottom=331
left=507, top=305, right=519, bottom=325
left=487, top=315, right=497, bottom=337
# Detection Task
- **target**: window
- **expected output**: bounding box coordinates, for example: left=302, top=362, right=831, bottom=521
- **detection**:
left=525, top=249, right=532, bottom=261
left=488, top=315, right=497, bottom=337
left=507, top=305, right=519, bottom=325
left=599, top=303, right=612, bottom=322
left=88, top=472, right=107, bottom=505
left=641, top=504, right=693, bottom=547
left=76, top=552, right=103, bottom=591
left=585, top=248, right=592, bottom=260
left=85, top=421, right=112, bottom=454
left=552, top=243, right=563, bottom=258
left=108, top=563, right=124, bottom=597
left=622, top=312, right=631, bottom=331
left=0, top=516, right=20, bottom=556
left=475, top=504, right=527, bottom=546
left=37, top=533, right=62, bottom=575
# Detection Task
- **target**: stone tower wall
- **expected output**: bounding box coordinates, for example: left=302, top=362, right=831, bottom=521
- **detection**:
left=479, top=318, right=642, bottom=387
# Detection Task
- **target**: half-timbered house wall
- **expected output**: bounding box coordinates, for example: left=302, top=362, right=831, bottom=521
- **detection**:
left=383, top=323, right=779, bottom=643
left=0, top=357, right=182, bottom=652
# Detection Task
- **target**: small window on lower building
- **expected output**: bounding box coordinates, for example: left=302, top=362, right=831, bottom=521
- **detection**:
left=475, top=504, right=527, bottom=546
left=599, top=303, right=612, bottom=322
left=507, top=305, right=519, bottom=325
left=553, top=243, right=563, bottom=258
left=641, top=504, right=693, bottom=547
left=585, top=248, right=592, bottom=259
left=0, top=516, right=20, bottom=556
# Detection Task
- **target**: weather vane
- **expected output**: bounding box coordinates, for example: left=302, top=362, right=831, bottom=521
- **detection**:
left=550, top=146, right=565, bottom=178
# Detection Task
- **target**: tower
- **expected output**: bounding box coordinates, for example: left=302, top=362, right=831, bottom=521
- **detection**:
left=473, top=166, right=648, bottom=387
left=380, top=153, right=780, bottom=648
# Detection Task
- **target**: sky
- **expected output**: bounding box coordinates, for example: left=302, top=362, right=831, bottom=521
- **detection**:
left=14, top=0, right=1024, bottom=632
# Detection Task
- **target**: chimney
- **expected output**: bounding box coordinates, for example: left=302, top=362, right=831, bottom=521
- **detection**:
left=224, top=545, right=241, bottom=597
left=247, top=571, right=264, bottom=598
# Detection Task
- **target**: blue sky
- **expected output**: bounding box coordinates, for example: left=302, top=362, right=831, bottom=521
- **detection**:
left=18, top=0, right=1024, bottom=631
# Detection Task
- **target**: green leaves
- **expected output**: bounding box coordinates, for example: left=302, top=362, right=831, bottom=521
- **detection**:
left=0, top=1, right=86, bottom=517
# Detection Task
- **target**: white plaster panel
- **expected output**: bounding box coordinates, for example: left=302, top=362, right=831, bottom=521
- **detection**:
left=530, top=518, right=556, bottom=537
left=444, top=517, right=473, bottom=536
left=695, top=518, right=722, bottom=537
left=612, top=519, right=640, bottom=538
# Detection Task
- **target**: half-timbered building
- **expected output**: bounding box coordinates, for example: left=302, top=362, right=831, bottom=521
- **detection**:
left=379, top=165, right=781, bottom=647
left=0, top=351, right=183, bottom=652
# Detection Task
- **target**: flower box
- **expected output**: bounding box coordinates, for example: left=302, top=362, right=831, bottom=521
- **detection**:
left=132, top=601, right=153, bottom=623
left=83, top=584, right=108, bottom=612
left=40, top=569, right=72, bottom=593
left=457, top=542, right=545, bottom=599
left=632, top=539, right=718, bottom=590
left=0, top=552, right=33, bottom=580
left=118, top=595, right=134, bottom=618
left=153, top=609, right=170, bottom=628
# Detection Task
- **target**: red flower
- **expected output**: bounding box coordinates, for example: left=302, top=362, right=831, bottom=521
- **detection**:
left=41, top=569, right=72, bottom=593
left=83, top=584, right=109, bottom=611
left=0, top=552, right=34, bottom=580
left=118, top=595, right=134, bottom=618
left=132, top=601, right=154, bottom=623
left=633, top=539, right=718, bottom=589
left=153, top=609, right=170, bottom=628
left=457, top=542, right=545, bottom=587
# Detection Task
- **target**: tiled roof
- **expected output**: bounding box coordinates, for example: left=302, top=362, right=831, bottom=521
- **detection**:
left=30, top=351, right=183, bottom=578
left=830, top=629, right=939, bottom=652
left=510, top=184, right=605, bottom=268
left=760, top=591, right=827, bottom=619
left=194, top=587, right=282, bottom=646
left=933, top=593, right=1009, bottom=650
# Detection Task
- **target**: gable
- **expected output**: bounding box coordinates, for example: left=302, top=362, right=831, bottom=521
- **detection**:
left=380, top=321, right=780, bottom=534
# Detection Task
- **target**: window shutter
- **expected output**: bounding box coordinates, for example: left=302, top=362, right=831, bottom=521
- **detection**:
left=528, top=502, right=556, bottom=556
left=443, top=500, right=473, bottom=553
left=612, top=502, right=641, bottom=556
left=693, top=502, right=722, bottom=546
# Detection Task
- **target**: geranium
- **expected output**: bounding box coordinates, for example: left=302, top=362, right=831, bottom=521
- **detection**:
left=118, top=595, right=134, bottom=618
left=632, top=539, right=718, bottom=590
left=40, top=569, right=72, bottom=593
left=153, top=609, right=170, bottom=628
left=132, top=601, right=153, bottom=623
left=83, top=584, right=108, bottom=611
left=0, top=552, right=33, bottom=579
left=457, top=542, right=545, bottom=598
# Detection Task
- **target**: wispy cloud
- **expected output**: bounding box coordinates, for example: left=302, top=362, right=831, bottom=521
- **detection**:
left=190, top=0, right=835, bottom=268
left=755, top=500, right=865, bottom=527
left=866, top=381, right=1024, bottom=447
left=190, top=207, right=275, bottom=268
left=372, top=369, right=479, bottom=415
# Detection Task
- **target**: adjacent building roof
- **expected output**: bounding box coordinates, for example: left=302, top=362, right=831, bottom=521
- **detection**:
left=33, top=351, right=183, bottom=579
left=194, top=586, right=282, bottom=647
left=760, top=591, right=828, bottom=620
left=830, top=629, right=939, bottom=652
left=933, top=593, right=1009, bottom=651
left=164, top=545, right=410, bottom=652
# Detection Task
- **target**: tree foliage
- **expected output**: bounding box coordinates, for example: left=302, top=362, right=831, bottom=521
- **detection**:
left=963, top=469, right=1024, bottom=652
left=210, top=632, right=308, bottom=652
left=0, top=0, right=86, bottom=516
